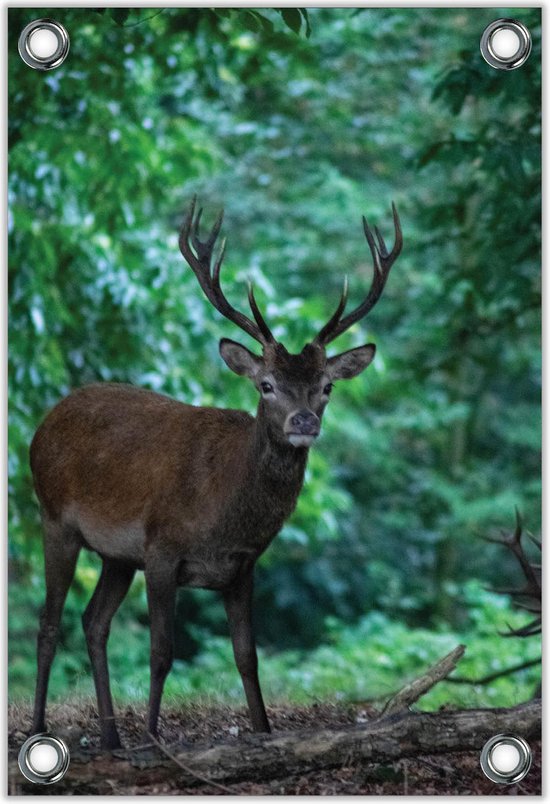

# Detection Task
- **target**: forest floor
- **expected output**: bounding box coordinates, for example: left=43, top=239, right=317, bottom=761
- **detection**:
left=8, top=701, right=541, bottom=795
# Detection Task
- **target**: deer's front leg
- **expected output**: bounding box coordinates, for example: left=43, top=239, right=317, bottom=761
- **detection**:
left=145, top=560, right=177, bottom=739
left=223, top=570, right=270, bottom=733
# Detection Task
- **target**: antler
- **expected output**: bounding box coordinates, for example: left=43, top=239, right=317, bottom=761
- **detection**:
left=485, top=509, right=541, bottom=638
left=179, top=197, right=275, bottom=346
left=314, top=204, right=402, bottom=346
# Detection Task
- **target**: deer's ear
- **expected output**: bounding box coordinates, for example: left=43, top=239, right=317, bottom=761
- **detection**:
left=219, top=338, right=263, bottom=378
left=327, top=344, right=376, bottom=380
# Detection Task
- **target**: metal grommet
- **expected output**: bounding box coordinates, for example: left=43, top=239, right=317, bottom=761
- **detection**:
left=480, top=734, right=532, bottom=784
left=18, top=734, right=70, bottom=784
left=18, top=19, right=70, bottom=71
left=480, top=19, right=532, bottom=71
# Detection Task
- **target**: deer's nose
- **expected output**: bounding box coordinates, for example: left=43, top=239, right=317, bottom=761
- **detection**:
left=289, top=409, right=320, bottom=435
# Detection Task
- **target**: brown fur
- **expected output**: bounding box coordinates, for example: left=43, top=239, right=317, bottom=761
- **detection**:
left=31, top=382, right=308, bottom=575
left=29, top=324, right=377, bottom=750
left=29, top=370, right=318, bottom=748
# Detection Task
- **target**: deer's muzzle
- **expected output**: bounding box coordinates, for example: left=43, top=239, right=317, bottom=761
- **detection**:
left=284, top=409, right=320, bottom=448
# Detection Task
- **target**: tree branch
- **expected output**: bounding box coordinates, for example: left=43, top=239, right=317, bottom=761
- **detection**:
left=447, top=657, right=541, bottom=685
left=379, top=644, right=466, bottom=717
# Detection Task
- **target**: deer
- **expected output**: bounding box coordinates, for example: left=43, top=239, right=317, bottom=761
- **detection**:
left=29, top=197, right=402, bottom=750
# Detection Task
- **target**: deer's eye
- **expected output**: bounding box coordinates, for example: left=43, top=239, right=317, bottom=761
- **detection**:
left=323, top=383, right=333, bottom=396
left=260, top=381, right=274, bottom=395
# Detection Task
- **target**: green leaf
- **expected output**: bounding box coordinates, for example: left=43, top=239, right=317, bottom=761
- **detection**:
left=280, top=8, right=303, bottom=35
left=110, top=9, right=131, bottom=26
left=300, top=9, right=312, bottom=38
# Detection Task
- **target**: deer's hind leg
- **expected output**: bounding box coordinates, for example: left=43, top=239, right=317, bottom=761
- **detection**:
left=32, top=518, right=82, bottom=735
left=144, top=555, right=178, bottom=739
left=82, top=559, right=135, bottom=749
left=223, top=569, right=270, bottom=733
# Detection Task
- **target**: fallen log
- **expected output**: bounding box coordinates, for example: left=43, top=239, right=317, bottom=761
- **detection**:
left=9, top=699, right=540, bottom=793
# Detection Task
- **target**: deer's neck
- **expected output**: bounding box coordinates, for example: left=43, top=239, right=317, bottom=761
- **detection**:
left=249, top=408, right=309, bottom=491
left=207, top=407, right=309, bottom=556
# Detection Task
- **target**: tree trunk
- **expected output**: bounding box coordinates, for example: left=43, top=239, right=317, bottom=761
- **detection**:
left=10, top=700, right=540, bottom=793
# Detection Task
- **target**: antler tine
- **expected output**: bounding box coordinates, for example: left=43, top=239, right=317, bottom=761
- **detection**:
left=501, top=619, right=541, bottom=638
left=374, top=225, right=388, bottom=257
left=527, top=532, right=542, bottom=551
left=363, top=216, right=383, bottom=275
left=390, top=201, right=403, bottom=257
left=514, top=600, right=541, bottom=614
left=513, top=506, right=523, bottom=541
left=248, top=283, right=275, bottom=343
left=315, top=204, right=402, bottom=346
left=179, top=198, right=271, bottom=346
left=486, top=511, right=542, bottom=638
left=509, top=540, right=541, bottom=593
left=180, top=194, right=196, bottom=242
left=508, top=511, right=541, bottom=593
left=212, top=237, right=227, bottom=287
left=313, top=276, right=348, bottom=346
left=207, top=210, right=224, bottom=248
left=191, top=206, right=203, bottom=252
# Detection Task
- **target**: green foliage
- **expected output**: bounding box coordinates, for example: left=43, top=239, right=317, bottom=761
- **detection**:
left=9, top=8, right=540, bottom=702
left=9, top=581, right=539, bottom=707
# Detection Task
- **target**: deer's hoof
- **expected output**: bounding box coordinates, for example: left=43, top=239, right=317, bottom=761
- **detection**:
left=100, top=733, right=122, bottom=752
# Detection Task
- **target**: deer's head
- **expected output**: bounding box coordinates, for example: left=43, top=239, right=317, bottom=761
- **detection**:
left=179, top=198, right=402, bottom=448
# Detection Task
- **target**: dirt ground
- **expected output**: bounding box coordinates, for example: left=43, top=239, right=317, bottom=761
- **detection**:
left=8, top=701, right=542, bottom=795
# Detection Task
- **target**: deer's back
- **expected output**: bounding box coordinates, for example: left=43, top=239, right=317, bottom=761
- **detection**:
left=30, top=384, right=254, bottom=562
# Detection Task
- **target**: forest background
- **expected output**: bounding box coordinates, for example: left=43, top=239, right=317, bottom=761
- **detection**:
left=8, top=7, right=541, bottom=712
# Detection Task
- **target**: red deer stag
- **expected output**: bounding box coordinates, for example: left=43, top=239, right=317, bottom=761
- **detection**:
left=30, top=198, right=402, bottom=749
